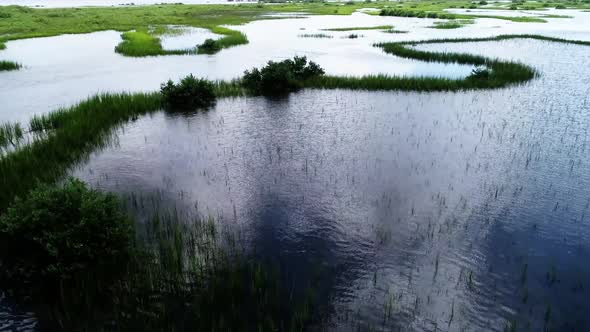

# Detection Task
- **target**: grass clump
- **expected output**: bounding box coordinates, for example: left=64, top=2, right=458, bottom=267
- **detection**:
left=115, top=30, right=192, bottom=57
left=299, top=33, right=333, bottom=38
left=242, top=56, right=325, bottom=95
left=161, top=74, right=217, bottom=110
left=430, top=19, right=474, bottom=29
left=0, top=60, right=21, bottom=71
left=0, top=122, right=24, bottom=150
left=197, top=26, right=247, bottom=55
left=208, top=26, right=248, bottom=49
left=322, top=24, right=393, bottom=31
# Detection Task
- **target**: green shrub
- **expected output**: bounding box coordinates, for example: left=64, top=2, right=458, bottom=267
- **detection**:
left=197, top=38, right=221, bottom=54
left=0, top=60, right=21, bottom=71
left=242, top=56, right=324, bottom=95
left=0, top=179, right=133, bottom=288
left=468, top=67, right=491, bottom=80
left=555, top=4, right=566, bottom=8
left=160, top=74, right=216, bottom=110
left=479, top=0, right=488, bottom=4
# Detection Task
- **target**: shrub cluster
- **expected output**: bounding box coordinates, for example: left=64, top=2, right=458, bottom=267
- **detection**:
left=197, top=38, right=221, bottom=54
left=0, top=179, right=133, bottom=289
left=160, top=74, right=217, bottom=110
left=242, top=56, right=324, bottom=95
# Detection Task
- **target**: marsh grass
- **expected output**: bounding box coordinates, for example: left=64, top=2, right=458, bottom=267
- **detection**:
left=0, top=122, right=23, bottom=151
left=0, top=60, right=21, bottom=71
left=115, top=30, right=194, bottom=57
left=206, top=26, right=248, bottom=50
left=3, top=34, right=589, bottom=211
left=0, top=93, right=162, bottom=212
left=299, top=33, right=333, bottom=38
left=379, top=7, right=548, bottom=22
left=383, top=28, right=409, bottom=33
left=430, top=19, right=474, bottom=29
left=3, top=184, right=317, bottom=331
left=322, top=25, right=393, bottom=31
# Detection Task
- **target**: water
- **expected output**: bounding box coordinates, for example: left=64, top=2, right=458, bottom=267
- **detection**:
left=1, top=9, right=590, bottom=331
left=1, top=11, right=589, bottom=124
left=67, top=38, right=590, bottom=330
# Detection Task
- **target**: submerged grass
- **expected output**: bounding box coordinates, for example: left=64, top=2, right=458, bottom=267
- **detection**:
left=0, top=60, right=21, bottom=71
left=299, top=33, right=333, bottom=38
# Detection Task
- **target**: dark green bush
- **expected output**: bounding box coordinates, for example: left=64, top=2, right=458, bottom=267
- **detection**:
left=160, top=74, right=216, bottom=110
left=197, top=38, right=221, bottom=54
left=555, top=4, right=566, bottom=8
left=0, top=60, right=21, bottom=71
left=468, top=67, right=491, bottom=80
left=0, top=179, right=133, bottom=287
left=242, top=56, right=324, bottom=95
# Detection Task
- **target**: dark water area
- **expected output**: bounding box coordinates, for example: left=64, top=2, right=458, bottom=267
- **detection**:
left=59, top=39, right=590, bottom=330
left=0, top=292, right=36, bottom=332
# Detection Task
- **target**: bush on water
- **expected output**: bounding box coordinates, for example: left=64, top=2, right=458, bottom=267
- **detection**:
left=242, top=56, right=324, bottom=95
left=0, top=178, right=133, bottom=287
left=160, top=74, right=216, bottom=110
left=197, top=38, right=221, bottom=54
left=0, top=60, right=21, bottom=71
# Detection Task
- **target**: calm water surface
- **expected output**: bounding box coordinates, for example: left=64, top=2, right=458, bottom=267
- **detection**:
left=1, top=9, right=590, bottom=332
left=3, top=11, right=590, bottom=124
left=68, top=39, right=590, bottom=331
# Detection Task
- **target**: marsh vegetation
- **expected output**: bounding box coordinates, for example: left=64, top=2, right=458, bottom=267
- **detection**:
left=1, top=0, right=590, bottom=330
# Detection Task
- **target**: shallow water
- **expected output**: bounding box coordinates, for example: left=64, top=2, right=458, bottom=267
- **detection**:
left=1, top=9, right=590, bottom=331
left=1, top=11, right=589, bottom=123
left=68, top=38, right=590, bottom=331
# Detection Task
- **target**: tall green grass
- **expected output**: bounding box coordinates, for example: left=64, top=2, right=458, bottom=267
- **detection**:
left=0, top=122, right=23, bottom=151
left=115, top=26, right=248, bottom=57
left=0, top=93, right=162, bottom=212
left=0, top=60, right=21, bottom=71
left=430, top=19, right=474, bottom=29
left=115, top=30, right=194, bottom=57
left=206, top=26, right=248, bottom=50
